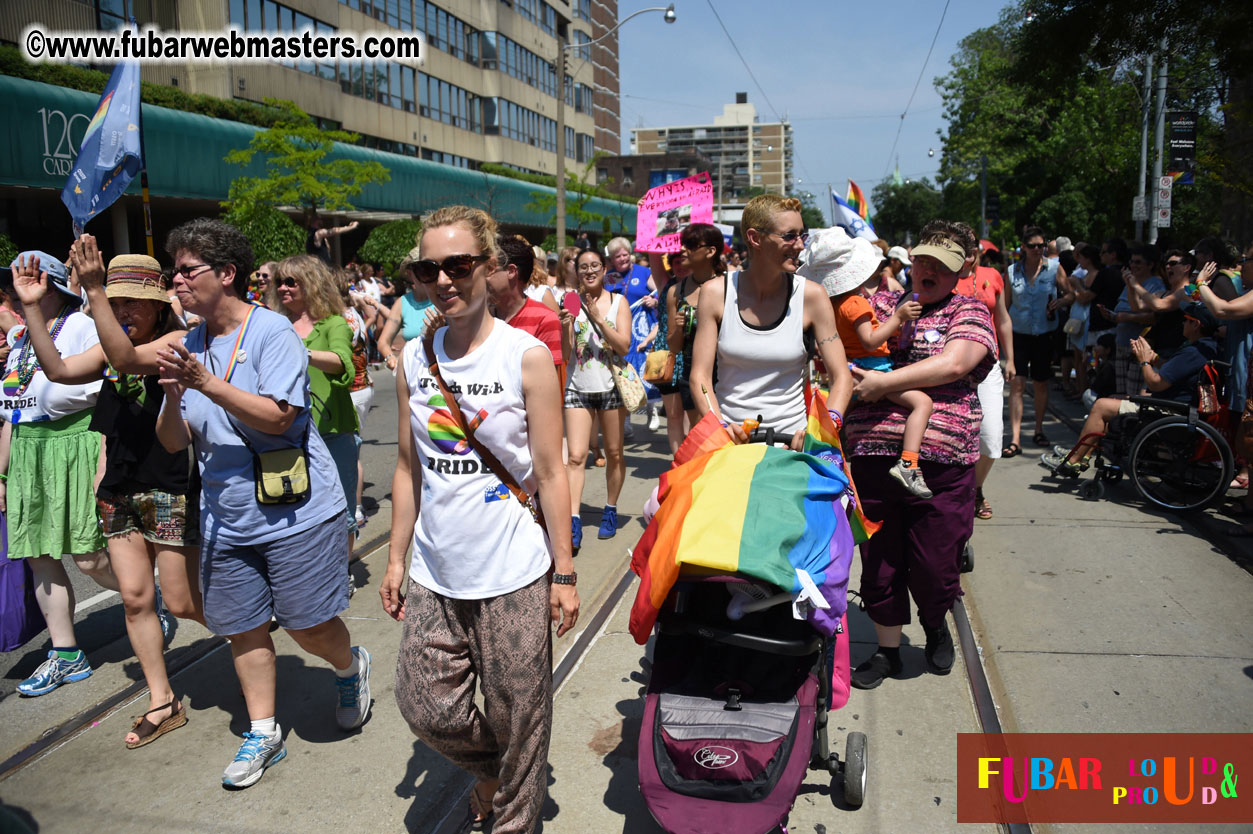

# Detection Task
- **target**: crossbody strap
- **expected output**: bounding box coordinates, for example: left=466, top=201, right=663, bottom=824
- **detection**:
left=204, top=323, right=309, bottom=454
left=421, top=333, right=546, bottom=531
left=581, top=294, right=625, bottom=367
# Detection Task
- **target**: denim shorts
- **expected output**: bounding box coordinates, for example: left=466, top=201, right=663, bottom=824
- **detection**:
left=200, top=511, right=349, bottom=636
left=97, top=488, right=200, bottom=546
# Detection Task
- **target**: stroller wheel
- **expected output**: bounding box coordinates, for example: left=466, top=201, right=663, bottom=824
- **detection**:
left=843, top=732, right=868, bottom=807
left=960, top=542, right=974, bottom=574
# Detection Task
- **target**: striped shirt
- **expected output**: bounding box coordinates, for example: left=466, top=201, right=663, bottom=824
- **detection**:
left=845, top=291, right=996, bottom=466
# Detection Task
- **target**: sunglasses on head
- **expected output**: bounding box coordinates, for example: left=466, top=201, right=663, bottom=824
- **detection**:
left=412, top=254, right=489, bottom=283
left=276, top=276, right=298, bottom=288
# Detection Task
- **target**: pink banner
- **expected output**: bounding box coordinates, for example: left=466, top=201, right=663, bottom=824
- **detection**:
left=634, top=172, right=714, bottom=253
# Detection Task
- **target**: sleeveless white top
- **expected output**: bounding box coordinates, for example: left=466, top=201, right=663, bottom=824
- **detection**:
left=402, top=319, right=552, bottom=599
left=568, top=293, right=623, bottom=394
left=716, top=274, right=808, bottom=435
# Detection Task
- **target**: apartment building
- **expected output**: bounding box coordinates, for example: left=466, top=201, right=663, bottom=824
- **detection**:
left=631, top=93, right=793, bottom=225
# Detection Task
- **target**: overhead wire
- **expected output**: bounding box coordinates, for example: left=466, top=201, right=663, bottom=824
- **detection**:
left=881, top=0, right=952, bottom=179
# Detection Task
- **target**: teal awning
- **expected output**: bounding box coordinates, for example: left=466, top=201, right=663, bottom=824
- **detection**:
left=0, top=74, right=634, bottom=231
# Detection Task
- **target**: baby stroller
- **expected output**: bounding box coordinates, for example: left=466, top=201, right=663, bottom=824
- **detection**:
left=634, top=426, right=867, bottom=834
left=638, top=577, right=866, bottom=834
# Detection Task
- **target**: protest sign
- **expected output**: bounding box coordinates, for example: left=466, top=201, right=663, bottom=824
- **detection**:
left=635, top=172, right=713, bottom=252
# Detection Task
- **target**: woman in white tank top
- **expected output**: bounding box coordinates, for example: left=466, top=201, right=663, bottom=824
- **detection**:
left=381, top=206, right=578, bottom=834
left=688, top=195, right=853, bottom=446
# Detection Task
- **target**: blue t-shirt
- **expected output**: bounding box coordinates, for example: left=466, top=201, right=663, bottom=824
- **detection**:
left=1156, top=338, right=1218, bottom=404
left=606, top=263, right=649, bottom=297
left=180, top=307, right=346, bottom=546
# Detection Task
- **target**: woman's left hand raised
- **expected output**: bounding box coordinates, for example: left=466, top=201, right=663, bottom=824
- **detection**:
left=551, top=583, right=580, bottom=637
left=157, top=341, right=213, bottom=392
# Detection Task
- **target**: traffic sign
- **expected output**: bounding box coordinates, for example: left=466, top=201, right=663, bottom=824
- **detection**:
left=1158, top=187, right=1172, bottom=208
left=1159, top=176, right=1174, bottom=190
left=1156, top=207, right=1171, bottom=228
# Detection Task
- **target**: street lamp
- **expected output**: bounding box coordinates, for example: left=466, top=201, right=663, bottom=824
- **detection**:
left=556, top=4, right=675, bottom=247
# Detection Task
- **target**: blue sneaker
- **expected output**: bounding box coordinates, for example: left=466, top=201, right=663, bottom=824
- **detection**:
left=598, top=505, right=618, bottom=540
left=335, top=646, right=372, bottom=730
left=571, top=516, right=583, bottom=553
left=17, top=650, right=93, bottom=696
left=222, top=728, right=286, bottom=789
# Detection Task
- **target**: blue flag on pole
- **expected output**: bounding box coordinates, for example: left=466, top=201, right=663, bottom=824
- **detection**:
left=61, top=58, right=143, bottom=235
left=829, top=187, right=876, bottom=241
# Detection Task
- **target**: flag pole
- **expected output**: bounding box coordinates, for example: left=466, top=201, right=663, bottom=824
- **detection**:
left=137, top=72, right=153, bottom=257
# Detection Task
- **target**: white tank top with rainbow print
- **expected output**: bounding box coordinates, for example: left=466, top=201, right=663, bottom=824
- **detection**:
left=401, top=319, right=551, bottom=599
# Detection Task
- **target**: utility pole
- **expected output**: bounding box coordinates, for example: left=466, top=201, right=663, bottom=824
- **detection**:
left=980, top=154, right=988, bottom=239
left=1135, top=52, right=1153, bottom=241
left=1148, top=38, right=1168, bottom=245
left=555, top=42, right=567, bottom=248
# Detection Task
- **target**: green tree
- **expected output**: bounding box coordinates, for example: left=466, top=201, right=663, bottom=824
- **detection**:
left=793, top=191, right=826, bottom=231
left=525, top=155, right=621, bottom=246
left=870, top=180, right=943, bottom=244
left=223, top=205, right=304, bottom=266
left=0, top=232, right=17, bottom=271
left=357, top=219, right=423, bottom=277
left=222, top=98, right=390, bottom=219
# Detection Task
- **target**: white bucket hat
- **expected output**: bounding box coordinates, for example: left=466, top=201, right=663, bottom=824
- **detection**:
left=797, top=227, right=884, bottom=297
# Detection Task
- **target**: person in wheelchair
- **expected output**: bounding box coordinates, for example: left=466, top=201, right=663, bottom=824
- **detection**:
left=1040, top=303, right=1220, bottom=478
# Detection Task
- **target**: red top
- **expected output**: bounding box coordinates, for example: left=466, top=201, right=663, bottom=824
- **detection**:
left=835, top=294, right=890, bottom=359
left=507, top=298, right=563, bottom=365
left=956, top=265, right=1003, bottom=313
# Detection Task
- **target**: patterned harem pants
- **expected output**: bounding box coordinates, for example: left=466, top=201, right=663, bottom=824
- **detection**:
left=394, top=575, right=552, bottom=834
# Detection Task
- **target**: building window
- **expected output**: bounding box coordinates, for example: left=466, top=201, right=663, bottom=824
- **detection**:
left=413, top=1, right=478, bottom=65
left=573, top=0, right=591, bottom=22
left=485, top=33, right=556, bottom=98
left=485, top=97, right=555, bottom=151
left=420, top=73, right=481, bottom=132
left=95, top=0, right=131, bottom=31
left=573, top=30, right=591, bottom=60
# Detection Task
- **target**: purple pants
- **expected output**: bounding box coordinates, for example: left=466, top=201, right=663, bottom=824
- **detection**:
left=852, top=456, right=975, bottom=628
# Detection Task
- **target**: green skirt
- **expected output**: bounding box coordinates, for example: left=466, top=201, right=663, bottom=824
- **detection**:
left=9, top=410, right=107, bottom=560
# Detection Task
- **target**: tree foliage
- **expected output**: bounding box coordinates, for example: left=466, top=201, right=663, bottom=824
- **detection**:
left=222, top=205, right=304, bottom=267
left=870, top=180, right=944, bottom=244
left=525, top=155, right=630, bottom=244
left=929, top=1, right=1245, bottom=247
left=357, top=219, right=423, bottom=277
left=222, top=98, right=390, bottom=218
left=0, top=233, right=17, bottom=271
left=794, top=191, right=826, bottom=231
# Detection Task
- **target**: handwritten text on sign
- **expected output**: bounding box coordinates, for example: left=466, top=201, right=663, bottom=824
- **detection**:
left=635, top=172, right=714, bottom=253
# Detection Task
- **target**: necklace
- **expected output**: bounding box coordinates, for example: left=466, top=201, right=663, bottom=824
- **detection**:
left=11, top=307, right=72, bottom=395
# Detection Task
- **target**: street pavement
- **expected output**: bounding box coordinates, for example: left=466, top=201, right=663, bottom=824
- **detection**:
left=1, top=375, right=1251, bottom=833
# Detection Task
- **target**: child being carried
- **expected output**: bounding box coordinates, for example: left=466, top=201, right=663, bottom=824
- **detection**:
left=799, top=228, right=935, bottom=498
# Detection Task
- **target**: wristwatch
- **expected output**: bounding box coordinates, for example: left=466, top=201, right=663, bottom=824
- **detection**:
left=1141, top=361, right=1152, bottom=367
left=552, top=572, right=578, bottom=586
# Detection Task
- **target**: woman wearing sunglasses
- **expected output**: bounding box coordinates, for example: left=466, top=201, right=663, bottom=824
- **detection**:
left=382, top=206, right=577, bottom=834
left=270, top=255, right=360, bottom=554
left=690, top=193, right=852, bottom=448
left=562, top=248, right=633, bottom=547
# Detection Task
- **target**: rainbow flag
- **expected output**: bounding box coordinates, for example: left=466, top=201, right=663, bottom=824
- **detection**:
left=845, top=179, right=869, bottom=221
left=629, top=391, right=884, bottom=644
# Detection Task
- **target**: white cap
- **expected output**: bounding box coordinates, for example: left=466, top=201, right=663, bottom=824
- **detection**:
left=886, top=245, right=911, bottom=266
left=796, top=227, right=884, bottom=297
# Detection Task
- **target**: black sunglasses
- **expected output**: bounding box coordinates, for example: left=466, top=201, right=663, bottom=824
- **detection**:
left=1023, top=242, right=1046, bottom=249
left=412, top=254, right=489, bottom=283
left=276, top=276, right=298, bottom=288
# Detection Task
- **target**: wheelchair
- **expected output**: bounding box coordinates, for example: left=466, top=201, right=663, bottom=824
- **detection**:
left=1059, top=362, right=1235, bottom=511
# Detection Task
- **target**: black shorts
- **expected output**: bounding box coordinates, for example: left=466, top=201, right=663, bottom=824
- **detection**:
left=656, top=381, right=695, bottom=412
left=1013, top=331, right=1055, bottom=382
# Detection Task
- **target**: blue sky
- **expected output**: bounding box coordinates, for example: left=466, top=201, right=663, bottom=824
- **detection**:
left=615, top=0, right=1010, bottom=225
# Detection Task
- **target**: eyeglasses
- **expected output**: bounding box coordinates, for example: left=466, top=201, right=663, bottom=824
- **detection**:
left=758, top=229, right=809, bottom=245
left=171, top=263, right=214, bottom=280
left=276, top=276, right=298, bottom=288
left=577, top=263, right=604, bottom=274
left=411, top=254, right=490, bottom=283
left=1023, top=243, right=1046, bottom=250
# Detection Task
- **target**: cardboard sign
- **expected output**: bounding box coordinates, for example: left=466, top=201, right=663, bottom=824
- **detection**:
left=635, top=172, right=714, bottom=253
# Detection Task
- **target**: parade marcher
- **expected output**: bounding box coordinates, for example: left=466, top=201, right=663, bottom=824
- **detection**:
left=946, top=221, right=1014, bottom=520
left=565, top=249, right=632, bottom=547
left=155, top=219, right=370, bottom=788
left=844, top=229, right=996, bottom=689
left=381, top=205, right=578, bottom=834
left=492, top=235, right=565, bottom=375
left=256, top=261, right=276, bottom=301
left=800, top=227, right=933, bottom=498
left=606, top=237, right=661, bottom=433
left=689, top=194, right=853, bottom=447
left=339, top=271, right=376, bottom=529
left=1040, top=303, right=1221, bottom=477
left=378, top=254, right=433, bottom=374
left=523, top=244, right=561, bottom=313
left=3, top=252, right=114, bottom=697
left=270, top=254, right=361, bottom=551
left=46, top=238, right=203, bottom=745
left=1005, top=226, right=1071, bottom=453
left=306, top=217, right=359, bottom=264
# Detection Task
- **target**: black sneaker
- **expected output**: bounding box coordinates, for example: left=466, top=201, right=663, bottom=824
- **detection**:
left=923, top=621, right=955, bottom=675
left=850, top=650, right=903, bottom=690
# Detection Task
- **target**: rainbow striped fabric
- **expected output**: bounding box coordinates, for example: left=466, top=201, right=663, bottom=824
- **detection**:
left=845, top=179, right=869, bottom=221
left=628, top=392, right=872, bottom=644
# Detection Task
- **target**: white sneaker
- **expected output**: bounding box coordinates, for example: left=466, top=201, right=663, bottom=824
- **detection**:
left=354, top=505, right=367, bottom=527
left=888, top=460, right=933, bottom=499
left=335, top=646, right=372, bottom=730
left=647, top=407, right=660, bottom=431
left=222, top=727, right=286, bottom=789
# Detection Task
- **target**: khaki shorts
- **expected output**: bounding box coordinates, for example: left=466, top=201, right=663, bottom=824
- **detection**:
left=97, top=489, right=200, bottom=547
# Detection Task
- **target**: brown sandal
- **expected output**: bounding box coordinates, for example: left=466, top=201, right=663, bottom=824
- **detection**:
left=469, top=779, right=498, bottom=831
left=125, top=699, right=187, bottom=749
left=975, top=497, right=993, bottom=520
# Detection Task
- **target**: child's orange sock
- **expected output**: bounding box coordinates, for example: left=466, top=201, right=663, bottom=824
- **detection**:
left=899, top=450, right=920, bottom=469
